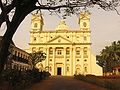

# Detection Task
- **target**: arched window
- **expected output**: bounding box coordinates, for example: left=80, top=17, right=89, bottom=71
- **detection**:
left=76, top=64, right=81, bottom=75
left=83, top=22, right=87, bottom=27
left=49, top=66, right=52, bottom=72
left=67, top=67, right=69, bottom=72
left=34, top=23, right=38, bottom=28
left=84, top=67, right=87, bottom=72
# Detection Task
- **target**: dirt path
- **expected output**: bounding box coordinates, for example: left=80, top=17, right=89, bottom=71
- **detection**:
left=27, top=76, right=108, bottom=90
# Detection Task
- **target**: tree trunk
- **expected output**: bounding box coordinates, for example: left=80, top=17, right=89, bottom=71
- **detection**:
left=0, top=36, right=12, bottom=73
left=0, top=5, right=36, bottom=74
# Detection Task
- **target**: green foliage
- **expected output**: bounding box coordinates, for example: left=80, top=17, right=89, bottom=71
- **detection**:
left=30, top=51, right=46, bottom=66
left=74, top=75, right=120, bottom=90
left=97, top=41, right=120, bottom=72
left=0, top=68, right=50, bottom=90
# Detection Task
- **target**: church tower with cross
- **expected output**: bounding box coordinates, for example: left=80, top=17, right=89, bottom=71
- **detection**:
left=28, top=11, right=103, bottom=76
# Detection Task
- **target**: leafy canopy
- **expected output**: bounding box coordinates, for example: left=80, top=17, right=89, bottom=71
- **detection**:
left=97, top=41, right=120, bottom=72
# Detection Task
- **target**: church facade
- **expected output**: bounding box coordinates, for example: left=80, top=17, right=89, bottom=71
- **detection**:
left=27, top=11, right=103, bottom=76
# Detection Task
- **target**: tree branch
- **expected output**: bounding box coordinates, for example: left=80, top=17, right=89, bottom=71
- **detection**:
left=35, top=3, right=88, bottom=10
left=114, top=7, right=120, bottom=15
left=0, top=0, right=10, bottom=26
left=0, top=0, right=16, bottom=27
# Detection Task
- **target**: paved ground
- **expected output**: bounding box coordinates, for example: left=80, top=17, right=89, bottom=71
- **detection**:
left=28, top=76, right=108, bottom=90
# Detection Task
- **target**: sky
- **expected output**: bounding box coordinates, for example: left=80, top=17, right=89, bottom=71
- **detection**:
left=0, top=6, right=120, bottom=55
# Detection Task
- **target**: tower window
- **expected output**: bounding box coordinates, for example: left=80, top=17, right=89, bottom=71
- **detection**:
left=84, top=36, right=87, bottom=41
left=83, top=22, right=87, bottom=27
left=33, top=37, right=36, bottom=41
left=34, top=23, right=38, bottom=28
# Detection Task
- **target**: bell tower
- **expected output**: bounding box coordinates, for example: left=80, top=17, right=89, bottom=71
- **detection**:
left=79, top=11, right=91, bottom=31
left=31, top=13, right=44, bottom=31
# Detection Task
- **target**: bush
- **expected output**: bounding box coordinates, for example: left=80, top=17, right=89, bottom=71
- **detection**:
left=0, top=68, right=51, bottom=90
left=74, top=74, right=120, bottom=90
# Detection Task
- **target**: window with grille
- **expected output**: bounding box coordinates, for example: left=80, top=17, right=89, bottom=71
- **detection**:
left=83, top=47, right=88, bottom=58
left=66, top=47, right=70, bottom=55
left=57, top=50, right=62, bottom=55
left=49, top=47, right=53, bottom=55
left=76, top=47, right=80, bottom=55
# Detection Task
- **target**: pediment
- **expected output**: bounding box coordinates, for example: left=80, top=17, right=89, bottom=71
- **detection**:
left=47, top=36, right=72, bottom=44
left=80, top=16, right=89, bottom=20
left=32, top=17, right=40, bottom=21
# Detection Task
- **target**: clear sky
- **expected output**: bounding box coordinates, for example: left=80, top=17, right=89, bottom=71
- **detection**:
left=0, top=6, right=120, bottom=55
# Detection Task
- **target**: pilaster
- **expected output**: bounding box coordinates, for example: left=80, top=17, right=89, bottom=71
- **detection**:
left=46, top=47, right=49, bottom=69
left=64, top=47, right=66, bottom=75
left=70, top=47, right=73, bottom=75
left=53, top=47, right=55, bottom=75
left=73, top=46, right=76, bottom=75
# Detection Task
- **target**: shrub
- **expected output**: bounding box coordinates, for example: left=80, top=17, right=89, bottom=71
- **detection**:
left=0, top=68, right=51, bottom=90
left=74, top=74, right=120, bottom=90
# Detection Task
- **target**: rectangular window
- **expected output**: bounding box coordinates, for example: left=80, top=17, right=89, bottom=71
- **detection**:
left=49, top=48, right=53, bottom=55
left=66, top=50, right=70, bottom=55
left=83, top=47, right=88, bottom=58
left=76, top=47, right=80, bottom=55
left=76, top=50, right=80, bottom=55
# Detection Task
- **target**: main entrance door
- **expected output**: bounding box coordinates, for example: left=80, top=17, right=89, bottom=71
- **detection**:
left=57, top=67, right=62, bottom=75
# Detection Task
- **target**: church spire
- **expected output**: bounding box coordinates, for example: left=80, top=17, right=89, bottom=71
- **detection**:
left=31, top=12, right=44, bottom=31
left=78, top=11, right=91, bottom=31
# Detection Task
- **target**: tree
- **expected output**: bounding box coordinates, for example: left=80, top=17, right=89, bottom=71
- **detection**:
left=30, top=51, right=46, bottom=68
left=97, top=41, right=120, bottom=73
left=0, top=0, right=120, bottom=74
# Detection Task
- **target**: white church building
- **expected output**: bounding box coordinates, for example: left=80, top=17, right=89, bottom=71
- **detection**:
left=27, top=11, right=103, bottom=76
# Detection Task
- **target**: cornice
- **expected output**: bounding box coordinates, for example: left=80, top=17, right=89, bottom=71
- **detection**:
left=29, top=43, right=92, bottom=45
left=30, top=30, right=91, bottom=33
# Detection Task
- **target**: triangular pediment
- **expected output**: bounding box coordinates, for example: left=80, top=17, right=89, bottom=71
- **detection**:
left=32, top=17, right=40, bottom=21
left=46, top=35, right=72, bottom=44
